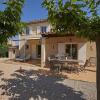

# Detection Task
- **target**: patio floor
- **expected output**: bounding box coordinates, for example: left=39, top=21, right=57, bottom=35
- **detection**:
left=0, top=59, right=96, bottom=100
left=1, top=58, right=96, bottom=83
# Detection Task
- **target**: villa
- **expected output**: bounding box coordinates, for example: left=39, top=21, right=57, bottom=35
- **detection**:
left=8, top=19, right=96, bottom=67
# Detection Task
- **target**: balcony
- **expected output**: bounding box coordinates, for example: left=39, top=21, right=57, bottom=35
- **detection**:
left=21, top=33, right=42, bottom=40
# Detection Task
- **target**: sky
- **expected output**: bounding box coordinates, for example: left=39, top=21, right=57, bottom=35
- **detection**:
left=21, top=0, right=48, bottom=22
left=0, top=0, right=48, bottom=22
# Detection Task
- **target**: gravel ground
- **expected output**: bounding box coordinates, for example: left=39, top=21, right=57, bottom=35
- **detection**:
left=0, top=59, right=97, bottom=100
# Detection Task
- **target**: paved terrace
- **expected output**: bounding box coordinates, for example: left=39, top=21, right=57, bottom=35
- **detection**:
left=0, top=58, right=97, bottom=100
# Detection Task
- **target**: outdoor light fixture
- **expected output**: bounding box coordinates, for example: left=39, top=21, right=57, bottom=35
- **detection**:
left=69, top=38, right=72, bottom=42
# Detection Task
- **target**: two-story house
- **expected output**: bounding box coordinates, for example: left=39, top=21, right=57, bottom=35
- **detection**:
left=9, top=19, right=96, bottom=67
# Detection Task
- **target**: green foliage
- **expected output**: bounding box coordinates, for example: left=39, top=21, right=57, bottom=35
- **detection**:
left=0, top=0, right=25, bottom=43
left=42, top=0, right=88, bottom=33
left=77, top=16, right=100, bottom=40
left=0, top=44, right=8, bottom=57
left=42, top=0, right=100, bottom=40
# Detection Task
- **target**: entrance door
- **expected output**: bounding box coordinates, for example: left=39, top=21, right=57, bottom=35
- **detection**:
left=37, top=45, right=41, bottom=58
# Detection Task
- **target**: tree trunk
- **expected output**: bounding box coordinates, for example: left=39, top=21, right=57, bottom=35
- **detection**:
left=96, top=36, right=100, bottom=100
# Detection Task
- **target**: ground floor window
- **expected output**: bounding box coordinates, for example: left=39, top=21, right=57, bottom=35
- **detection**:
left=65, top=44, right=78, bottom=59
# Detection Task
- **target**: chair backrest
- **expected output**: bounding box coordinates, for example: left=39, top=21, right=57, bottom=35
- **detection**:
left=88, top=57, right=96, bottom=66
left=79, top=60, right=88, bottom=71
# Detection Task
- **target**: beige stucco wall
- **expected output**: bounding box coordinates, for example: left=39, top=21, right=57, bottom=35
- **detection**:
left=45, top=36, right=87, bottom=59
left=18, top=40, right=29, bottom=57
left=28, top=39, right=40, bottom=59
left=9, top=49, right=15, bottom=59
left=18, top=36, right=96, bottom=63
left=9, top=48, right=19, bottom=59
left=86, top=42, right=96, bottom=59
left=19, top=21, right=50, bottom=58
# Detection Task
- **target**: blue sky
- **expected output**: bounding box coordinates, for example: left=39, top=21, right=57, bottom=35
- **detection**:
left=21, top=0, right=48, bottom=22
left=0, top=0, right=48, bottom=22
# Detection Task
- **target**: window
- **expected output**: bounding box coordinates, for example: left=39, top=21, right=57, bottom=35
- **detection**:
left=26, top=27, right=30, bottom=35
left=65, top=44, right=77, bottom=59
left=41, top=26, right=47, bottom=33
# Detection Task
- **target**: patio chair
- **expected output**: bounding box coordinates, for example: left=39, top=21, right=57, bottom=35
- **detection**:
left=15, top=55, right=30, bottom=61
left=88, top=57, right=96, bottom=67
left=60, top=62, right=69, bottom=72
left=77, top=60, right=88, bottom=72
left=49, top=59, right=61, bottom=72
left=59, top=60, right=78, bottom=73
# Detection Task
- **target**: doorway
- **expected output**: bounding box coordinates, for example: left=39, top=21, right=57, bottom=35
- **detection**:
left=36, top=45, right=41, bottom=58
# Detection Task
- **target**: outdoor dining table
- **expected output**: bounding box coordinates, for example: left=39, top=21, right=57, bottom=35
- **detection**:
left=49, top=58, right=81, bottom=73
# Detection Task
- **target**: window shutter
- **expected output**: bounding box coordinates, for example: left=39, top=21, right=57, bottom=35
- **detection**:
left=29, top=26, right=33, bottom=34
left=47, top=25, right=51, bottom=32
left=78, top=43, right=87, bottom=65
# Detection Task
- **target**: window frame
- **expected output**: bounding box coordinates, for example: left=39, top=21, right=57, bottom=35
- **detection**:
left=65, top=44, right=78, bottom=59
left=26, top=27, right=30, bottom=35
left=40, top=26, right=47, bottom=33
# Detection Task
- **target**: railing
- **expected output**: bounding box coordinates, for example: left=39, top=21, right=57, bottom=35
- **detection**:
left=21, top=33, right=41, bottom=40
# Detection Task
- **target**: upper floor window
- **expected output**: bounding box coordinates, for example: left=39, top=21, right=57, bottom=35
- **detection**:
left=26, top=27, right=30, bottom=35
left=41, top=26, right=47, bottom=33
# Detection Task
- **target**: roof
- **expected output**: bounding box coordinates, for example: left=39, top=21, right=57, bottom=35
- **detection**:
left=41, top=32, right=74, bottom=37
left=27, top=19, right=48, bottom=25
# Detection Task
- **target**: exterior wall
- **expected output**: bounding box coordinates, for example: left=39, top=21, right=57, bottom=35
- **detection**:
left=8, top=40, right=16, bottom=46
left=18, top=35, right=96, bottom=66
left=86, top=42, right=96, bottom=59
left=45, top=36, right=87, bottom=60
left=9, top=48, right=19, bottom=59
left=19, top=21, right=51, bottom=40
left=78, top=43, right=87, bottom=64
left=19, top=21, right=51, bottom=58
left=9, top=49, right=15, bottom=59
left=27, top=39, right=40, bottom=59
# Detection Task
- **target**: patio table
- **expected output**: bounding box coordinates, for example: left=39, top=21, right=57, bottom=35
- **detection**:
left=49, top=58, right=81, bottom=73
left=58, top=59, right=80, bottom=72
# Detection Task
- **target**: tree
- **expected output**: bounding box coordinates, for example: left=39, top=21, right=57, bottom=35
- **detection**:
left=0, top=44, right=8, bottom=57
left=42, top=0, right=100, bottom=99
left=0, top=0, right=25, bottom=43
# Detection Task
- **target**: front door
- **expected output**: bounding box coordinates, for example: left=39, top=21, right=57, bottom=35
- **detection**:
left=37, top=45, right=41, bottom=58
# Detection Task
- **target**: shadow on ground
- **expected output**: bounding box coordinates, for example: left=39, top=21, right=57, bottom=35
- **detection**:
left=0, top=69, right=86, bottom=100
left=0, top=70, right=4, bottom=76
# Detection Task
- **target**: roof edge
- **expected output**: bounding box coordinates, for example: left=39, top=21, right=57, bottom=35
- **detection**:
left=26, top=19, right=48, bottom=25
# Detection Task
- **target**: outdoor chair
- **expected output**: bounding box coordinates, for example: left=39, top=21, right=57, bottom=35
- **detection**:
left=15, top=55, right=30, bottom=61
left=77, top=60, right=88, bottom=72
left=60, top=62, right=73, bottom=73
left=49, top=59, right=61, bottom=72
left=60, top=61, right=78, bottom=73
left=88, top=57, right=96, bottom=67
